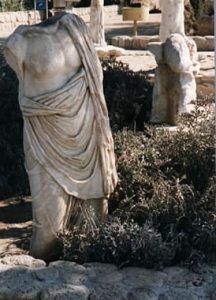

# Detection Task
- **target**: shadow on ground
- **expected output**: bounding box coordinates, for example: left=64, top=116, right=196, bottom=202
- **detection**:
left=0, top=198, right=32, bottom=256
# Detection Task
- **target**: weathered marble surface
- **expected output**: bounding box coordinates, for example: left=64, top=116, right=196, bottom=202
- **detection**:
left=148, top=33, right=199, bottom=125
left=3, top=13, right=117, bottom=260
left=0, top=255, right=216, bottom=300
left=159, top=0, right=185, bottom=43
left=90, top=0, right=106, bottom=46
left=148, top=0, right=200, bottom=125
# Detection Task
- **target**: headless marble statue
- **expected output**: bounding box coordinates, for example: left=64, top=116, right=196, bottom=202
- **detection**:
left=4, top=13, right=118, bottom=260
left=148, top=0, right=200, bottom=124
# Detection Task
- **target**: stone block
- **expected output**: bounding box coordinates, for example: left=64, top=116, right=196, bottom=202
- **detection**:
left=9, top=12, right=16, bottom=23
left=132, top=36, right=142, bottom=49
left=4, top=13, right=11, bottom=23
left=127, top=287, right=158, bottom=300
left=97, top=45, right=127, bottom=59
left=124, top=36, right=132, bottom=49
left=159, top=288, right=198, bottom=300
left=111, top=37, right=119, bottom=47
left=139, top=37, right=150, bottom=49
left=88, top=284, right=128, bottom=300
left=0, top=255, right=46, bottom=268
left=192, top=36, right=214, bottom=51
left=118, top=36, right=128, bottom=48
left=121, top=268, right=167, bottom=288
left=50, top=261, right=87, bottom=285
left=41, top=284, right=89, bottom=300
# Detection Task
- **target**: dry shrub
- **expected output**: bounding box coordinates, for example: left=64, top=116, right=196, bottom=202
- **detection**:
left=60, top=95, right=215, bottom=268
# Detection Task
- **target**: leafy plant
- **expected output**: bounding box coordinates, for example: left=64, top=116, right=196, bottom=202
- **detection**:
left=0, top=52, right=29, bottom=199
left=102, top=59, right=153, bottom=131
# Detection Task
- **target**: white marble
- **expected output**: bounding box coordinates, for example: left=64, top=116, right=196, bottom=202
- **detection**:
left=3, top=13, right=117, bottom=260
left=90, top=0, right=107, bottom=46
left=159, top=0, right=185, bottom=43
left=149, top=0, right=200, bottom=125
left=149, top=34, right=198, bottom=125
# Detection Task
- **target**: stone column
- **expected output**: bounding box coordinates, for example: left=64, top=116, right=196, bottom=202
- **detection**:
left=159, top=0, right=185, bottom=42
left=90, top=0, right=107, bottom=46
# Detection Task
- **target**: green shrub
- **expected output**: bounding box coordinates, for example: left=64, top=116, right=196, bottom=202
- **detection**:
left=60, top=219, right=176, bottom=268
left=102, top=59, right=153, bottom=131
left=185, top=0, right=214, bottom=35
left=0, top=51, right=29, bottom=199
left=60, top=96, right=215, bottom=267
left=0, top=0, right=42, bottom=11
left=190, top=0, right=214, bottom=19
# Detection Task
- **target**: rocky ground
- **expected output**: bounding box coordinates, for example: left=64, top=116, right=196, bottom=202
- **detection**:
left=0, top=197, right=31, bottom=257
left=1, top=255, right=216, bottom=299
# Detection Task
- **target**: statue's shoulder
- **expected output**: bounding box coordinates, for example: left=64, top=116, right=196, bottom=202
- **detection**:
left=4, top=28, right=27, bottom=59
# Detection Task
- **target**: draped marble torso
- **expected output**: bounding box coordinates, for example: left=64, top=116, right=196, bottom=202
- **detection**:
left=4, top=13, right=118, bottom=200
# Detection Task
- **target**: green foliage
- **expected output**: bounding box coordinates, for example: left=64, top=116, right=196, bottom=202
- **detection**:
left=0, top=51, right=29, bottom=199
left=60, top=96, right=215, bottom=267
left=60, top=219, right=176, bottom=268
left=102, top=59, right=153, bottom=131
left=185, top=0, right=214, bottom=34
left=0, top=0, right=33, bottom=11
left=190, top=0, right=213, bottom=19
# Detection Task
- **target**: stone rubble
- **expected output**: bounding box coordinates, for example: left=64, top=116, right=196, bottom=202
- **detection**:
left=0, top=255, right=216, bottom=300
left=115, top=50, right=214, bottom=96
left=111, top=35, right=214, bottom=52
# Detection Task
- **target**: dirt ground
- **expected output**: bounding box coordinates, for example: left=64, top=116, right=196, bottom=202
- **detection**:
left=0, top=197, right=32, bottom=257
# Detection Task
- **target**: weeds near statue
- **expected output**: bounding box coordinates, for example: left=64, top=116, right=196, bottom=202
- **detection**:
left=3, top=13, right=118, bottom=261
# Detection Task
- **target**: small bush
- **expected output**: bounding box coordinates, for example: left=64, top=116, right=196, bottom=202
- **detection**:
left=0, top=51, right=29, bottom=199
left=0, top=0, right=34, bottom=12
left=185, top=0, right=214, bottom=35
left=102, top=59, right=153, bottom=131
left=60, top=96, right=215, bottom=267
left=60, top=219, right=176, bottom=268
left=190, top=0, right=214, bottom=19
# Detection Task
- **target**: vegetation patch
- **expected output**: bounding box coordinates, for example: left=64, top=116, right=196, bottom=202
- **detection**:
left=60, top=94, right=215, bottom=268
left=102, top=59, right=153, bottom=131
left=0, top=50, right=29, bottom=199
